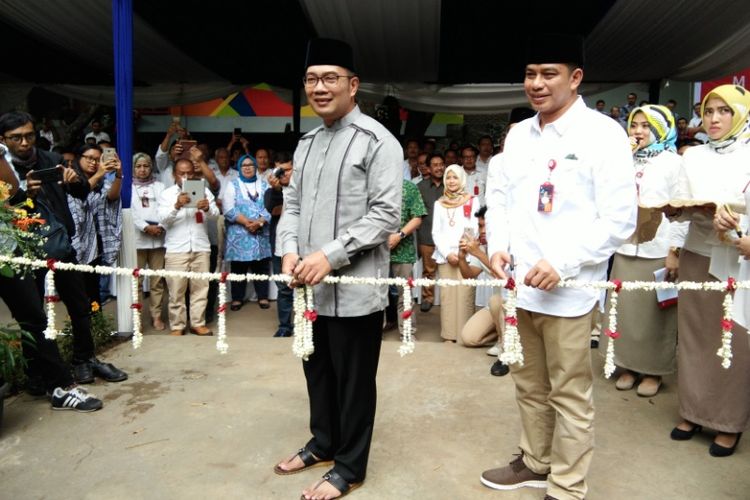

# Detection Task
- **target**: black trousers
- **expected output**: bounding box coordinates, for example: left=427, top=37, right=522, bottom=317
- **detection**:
left=230, top=258, right=270, bottom=302
left=0, top=273, right=72, bottom=390
left=35, top=267, right=95, bottom=364
left=303, top=311, right=383, bottom=483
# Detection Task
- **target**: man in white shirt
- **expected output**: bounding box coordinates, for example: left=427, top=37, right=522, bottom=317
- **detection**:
left=402, top=137, right=420, bottom=180
left=158, top=159, right=219, bottom=336
left=481, top=35, right=636, bottom=500
left=410, top=151, right=430, bottom=185
left=213, top=147, right=238, bottom=202
left=476, top=135, right=494, bottom=172
left=84, top=120, right=110, bottom=144
left=461, top=145, right=486, bottom=205
left=687, top=102, right=708, bottom=143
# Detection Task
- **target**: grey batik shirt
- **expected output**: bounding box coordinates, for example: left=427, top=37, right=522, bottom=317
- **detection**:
left=277, top=106, right=402, bottom=317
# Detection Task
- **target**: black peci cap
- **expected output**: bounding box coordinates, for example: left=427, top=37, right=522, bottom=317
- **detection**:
left=525, top=34, right=585, bottom=68
left=305, top=38, right=356, bottom=73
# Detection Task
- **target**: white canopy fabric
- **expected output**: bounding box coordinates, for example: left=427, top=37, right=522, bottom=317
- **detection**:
left=2, top=0, right=750, bottom=112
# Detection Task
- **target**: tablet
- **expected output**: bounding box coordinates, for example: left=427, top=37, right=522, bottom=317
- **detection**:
left=181, top=179, right=205, bottom=208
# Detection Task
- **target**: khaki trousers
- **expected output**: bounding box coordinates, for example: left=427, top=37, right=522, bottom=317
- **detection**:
left=512, top=307, right=595, bottom=500
left=460, top=293, right=503, bottom=347
left=165, top=251, right=210, bottom=330
left=418, top=244, right=437, bottom=304
left=137, top=248, right=166, bottom=321
left=390, top=262, right=416, bottom=334
left=437, top=263, right=475, bottom=341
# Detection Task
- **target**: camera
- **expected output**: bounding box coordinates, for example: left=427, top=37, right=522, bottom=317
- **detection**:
left=273, top=167, right=285, bottom=178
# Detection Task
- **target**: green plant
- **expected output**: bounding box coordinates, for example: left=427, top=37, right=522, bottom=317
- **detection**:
left=55, top=304, right=118, bottom=364
left=0, top=325, right=34, bottom=384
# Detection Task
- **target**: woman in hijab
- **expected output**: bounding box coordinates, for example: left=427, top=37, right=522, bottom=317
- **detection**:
left=600, top=105, right=687, bottom=397
left=130, top=152, right=167, bottom=331
left=221, top=154, right=272, bottom=310
left=670, top=84, right=750, bottom=457
left=431, top=164, right=479, bottom=343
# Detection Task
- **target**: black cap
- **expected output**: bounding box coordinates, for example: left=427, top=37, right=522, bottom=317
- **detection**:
left=509, top=107, right=536, bottom=124
left=525, top=34, right=585, bottom=68
left=305, top=38, right=356, bottom=73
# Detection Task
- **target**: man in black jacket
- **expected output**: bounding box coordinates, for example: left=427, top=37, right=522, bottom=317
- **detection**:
left=0, top=111, right=127, bottom=385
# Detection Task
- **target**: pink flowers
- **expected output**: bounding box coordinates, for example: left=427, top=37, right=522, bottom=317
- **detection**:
left=303, top=309, right=318, bottom=322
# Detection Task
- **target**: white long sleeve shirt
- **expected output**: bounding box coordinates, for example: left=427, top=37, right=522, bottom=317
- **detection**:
left=674, top=144, right=750, bottom=257
left=157, top=184, right=219, bottom=253
left=131, top=181, right=166, bottom=249
left=486, top=97, right=637, bottom=317
left=618, top=151, right=687, bottom=258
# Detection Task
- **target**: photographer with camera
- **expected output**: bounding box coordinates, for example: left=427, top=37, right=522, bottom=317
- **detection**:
left=0, top=111, right=128, bottom=386
left=155, top=121, right=189, bottom=188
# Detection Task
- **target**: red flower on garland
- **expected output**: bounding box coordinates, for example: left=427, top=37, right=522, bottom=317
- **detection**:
left=605, top=328, right=620, bottom=339
left=722, top=319, right=734, bottom=331
left=406, top=276, right=415, bottom=289
left=132, top=268, right=140, bottom=277
left=727, top=277, right=736, bottom=291
left=46, top=258, right=57, bottom=270
left=217, top=304, right=227, bottom=313
left=505, top=316, right=518, bottom=326
left=612, top=279, right=622, bottom=293
left=402, top=310, right=413, bottom=320
left=303, top=310, right=318, bottom=322
left=130, top=303, right=143, bottom=311
left=220, top=271, right=229, bottom=283
left=504, top=277, right=516, bottom=291
left=44, top=295, right=60, bottom=303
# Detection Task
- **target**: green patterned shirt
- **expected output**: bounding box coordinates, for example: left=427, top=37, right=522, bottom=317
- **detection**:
left=391, top=180, right=427, bottom=263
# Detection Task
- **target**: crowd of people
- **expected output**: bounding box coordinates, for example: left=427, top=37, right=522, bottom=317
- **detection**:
left=1, top=33, right=749, bottom=500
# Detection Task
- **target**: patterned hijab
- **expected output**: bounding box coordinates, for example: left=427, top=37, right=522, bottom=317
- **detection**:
left=701, top=84, right=750, bottom=154
left=627, top=105, right=677, bottom=162
left=236, top=154, right=258, bottom=183
left=439, top=164, right=471, bottom=208
left=132, top=152, right=155, bottom=186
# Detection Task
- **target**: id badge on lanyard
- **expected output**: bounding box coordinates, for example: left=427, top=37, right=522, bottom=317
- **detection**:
left=537, top=159, right=556, bottom=213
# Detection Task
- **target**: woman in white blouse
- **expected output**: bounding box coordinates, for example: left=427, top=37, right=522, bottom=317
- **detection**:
left=670, top=84, right=750, bottom=457
left=600, top=105, right=687, bottom=397
left=431, top=164, right=479, bottom=342
left=131, top=152, right=167, bottom=331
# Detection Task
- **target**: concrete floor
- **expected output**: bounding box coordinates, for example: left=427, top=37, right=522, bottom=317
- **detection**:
left=1, top=300, right=749, bottom=500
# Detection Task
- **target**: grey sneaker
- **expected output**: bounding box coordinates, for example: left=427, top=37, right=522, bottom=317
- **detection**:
left=480, top=454, right=548, bottom=490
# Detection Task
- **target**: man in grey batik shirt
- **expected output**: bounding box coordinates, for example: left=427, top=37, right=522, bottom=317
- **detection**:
left=274, top=38, right=402, bottom=500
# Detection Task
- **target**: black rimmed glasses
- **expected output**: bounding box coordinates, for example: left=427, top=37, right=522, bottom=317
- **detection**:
left=303, top=73, right=352, bottom=87
left=3, top=132, right=36, bottom=143
left=81, top=155, right=101, bottom=163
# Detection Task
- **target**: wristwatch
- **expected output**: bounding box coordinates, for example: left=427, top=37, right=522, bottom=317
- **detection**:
left=398, top=230, right=406, bottom=239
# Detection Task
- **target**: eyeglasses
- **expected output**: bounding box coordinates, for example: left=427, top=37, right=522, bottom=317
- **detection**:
left=81, top=155, right=101, bottom=163
left=3, top=132, right=36, bottom=143
left=303, top=73, right=352, bottom=87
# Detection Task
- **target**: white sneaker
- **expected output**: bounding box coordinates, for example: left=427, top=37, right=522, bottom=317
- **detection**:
left=486, top=345, right=499, bottom=357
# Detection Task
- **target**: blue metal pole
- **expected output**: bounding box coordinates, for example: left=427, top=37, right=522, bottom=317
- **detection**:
left=113, top=0, right=133, bottom=208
